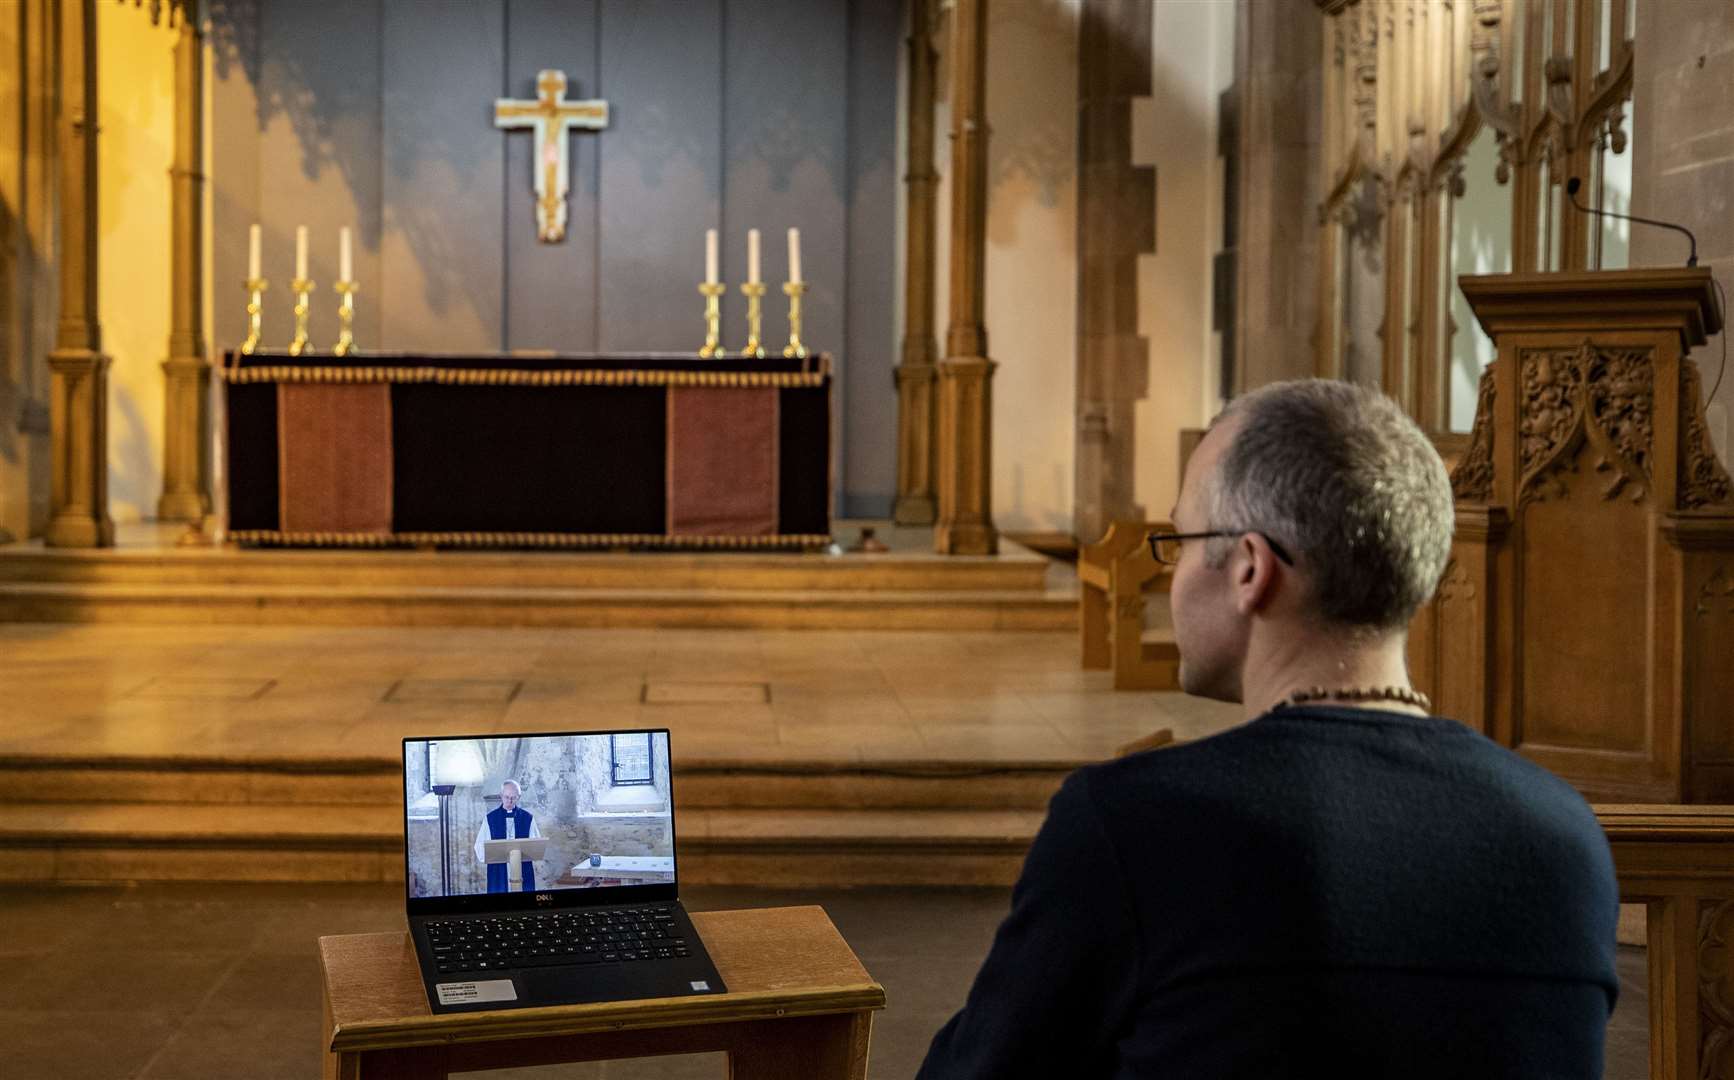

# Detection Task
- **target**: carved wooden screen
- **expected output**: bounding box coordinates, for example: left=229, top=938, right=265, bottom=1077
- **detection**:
left=1313, top=0, right=1637, bottom=441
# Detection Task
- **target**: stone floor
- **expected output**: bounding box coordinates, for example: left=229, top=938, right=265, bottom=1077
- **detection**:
left=0, top=882, right=1650, bottom=1080
left=0, top=624, right=1241, bottom=765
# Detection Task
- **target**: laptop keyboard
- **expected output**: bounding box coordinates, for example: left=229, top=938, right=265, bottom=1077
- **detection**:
left=425, top=904, right=693, bottom=975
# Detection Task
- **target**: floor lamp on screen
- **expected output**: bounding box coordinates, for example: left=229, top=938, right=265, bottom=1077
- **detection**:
left=432, top=783, right=457, bottom=895
left=430, top=741, right=485, bottom=896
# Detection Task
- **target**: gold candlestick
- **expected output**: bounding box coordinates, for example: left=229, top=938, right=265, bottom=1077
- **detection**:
left=739, top=281, right=767, bottom=359
left=333, top=281, right=358, bottom=356
left=698, top=282, right=727, bottom=358
left=288, top=277, right=315, bottom=356
left=240, top=278, right=267, bottom=355
left=782, top=281, right=808, bottom=359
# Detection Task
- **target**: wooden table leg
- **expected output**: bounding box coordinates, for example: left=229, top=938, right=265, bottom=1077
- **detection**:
left=727, top=1011, right=874, bottom=1080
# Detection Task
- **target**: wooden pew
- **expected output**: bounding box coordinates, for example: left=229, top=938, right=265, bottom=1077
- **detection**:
left=1077, top=521, right=1180, bottom=690
left=1597, top=804, right=1734, bottom=1080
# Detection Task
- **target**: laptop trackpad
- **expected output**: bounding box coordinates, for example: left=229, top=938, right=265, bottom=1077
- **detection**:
left=526, top=964, right=658, bottom=1006
left=526, top=964, right=718, bottom=1006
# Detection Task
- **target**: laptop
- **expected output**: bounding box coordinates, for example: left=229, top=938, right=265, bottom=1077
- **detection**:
left=400, top=727, right=726, bottom=1013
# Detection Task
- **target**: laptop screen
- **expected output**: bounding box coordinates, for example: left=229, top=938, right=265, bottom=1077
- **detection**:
left=402, top=729, right=677, bottom=912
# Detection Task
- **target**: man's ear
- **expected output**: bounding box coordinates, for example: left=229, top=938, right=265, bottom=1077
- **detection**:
left=1232, top=533, right=1281, bottom=616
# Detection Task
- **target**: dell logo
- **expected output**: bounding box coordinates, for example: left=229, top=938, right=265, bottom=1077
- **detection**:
left=535, top=893, right=552, bottom=903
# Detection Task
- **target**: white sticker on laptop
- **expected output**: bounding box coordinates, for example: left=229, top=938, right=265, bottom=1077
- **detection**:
left=690, top=981, right=710, bottom=991
left=436, top=980, right=518, bottom=1005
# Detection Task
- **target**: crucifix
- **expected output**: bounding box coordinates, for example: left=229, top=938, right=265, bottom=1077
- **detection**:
left=494, top=70, right=609, bottom=243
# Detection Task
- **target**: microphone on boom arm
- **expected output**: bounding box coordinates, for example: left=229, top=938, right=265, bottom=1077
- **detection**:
left=1563, top=179, right=1725, bottom=407
left=1564, top=176, right=1698, bottom=267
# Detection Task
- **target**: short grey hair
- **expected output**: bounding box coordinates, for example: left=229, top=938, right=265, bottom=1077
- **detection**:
left=1205, top=379, right=1453, bottom=630
left=500, top=779, right=522, bottom=795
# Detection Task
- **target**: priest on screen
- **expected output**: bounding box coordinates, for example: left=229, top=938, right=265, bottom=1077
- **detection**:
left=473, top=779, right=542, bottom=893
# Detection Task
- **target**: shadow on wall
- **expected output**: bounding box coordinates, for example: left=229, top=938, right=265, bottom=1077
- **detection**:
left=207, top=0, right=478, bottom=323
left=0, top=193, right=51, bottom=541
left=109, top=390, right=157, bottom=522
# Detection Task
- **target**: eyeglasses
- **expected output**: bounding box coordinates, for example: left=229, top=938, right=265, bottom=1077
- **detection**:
left=1147, top=531, right=1296, bottom=567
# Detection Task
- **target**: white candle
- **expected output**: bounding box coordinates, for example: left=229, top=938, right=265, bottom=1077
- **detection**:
left=294, top=225, right=308, bottom=281
left=747, top=228, right=761, bottom=285
left=247, top=224, right=261, bottom=280
left=705, top=228, right=718, bottom=285
left=787, top=227, right=802, bottom=285
left=339, top=226, right=353, bottom=283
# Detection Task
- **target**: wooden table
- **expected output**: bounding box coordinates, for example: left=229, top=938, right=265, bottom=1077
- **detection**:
left=319, top=905, right=884, bottom=1079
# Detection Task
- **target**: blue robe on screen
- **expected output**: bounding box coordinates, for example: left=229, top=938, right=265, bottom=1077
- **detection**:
left=485, top=805, right=535, bottom=893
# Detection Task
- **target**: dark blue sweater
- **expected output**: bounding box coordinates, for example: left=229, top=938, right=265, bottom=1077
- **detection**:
left=917, top=706, right=1620, bottom=1079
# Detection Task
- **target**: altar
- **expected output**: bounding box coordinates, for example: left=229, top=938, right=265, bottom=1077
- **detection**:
left=222, top=351, right=832, bottom=549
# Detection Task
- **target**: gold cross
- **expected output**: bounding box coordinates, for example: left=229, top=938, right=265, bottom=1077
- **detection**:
left=494, top=70, right=609, bottom=243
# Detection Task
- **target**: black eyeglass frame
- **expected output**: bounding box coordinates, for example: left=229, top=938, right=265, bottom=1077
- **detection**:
left=1147, top=531, right=1296, bottom=567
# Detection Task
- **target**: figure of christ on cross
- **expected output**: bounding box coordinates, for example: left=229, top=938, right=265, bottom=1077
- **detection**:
left=494, top=69, right=609, bottom=243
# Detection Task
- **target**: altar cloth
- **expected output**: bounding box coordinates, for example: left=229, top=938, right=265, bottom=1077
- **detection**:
left=223, top=351, right=832, bottom=548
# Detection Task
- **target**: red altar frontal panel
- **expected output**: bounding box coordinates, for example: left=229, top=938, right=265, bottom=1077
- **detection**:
left=223, top=352, right=832, bottom=549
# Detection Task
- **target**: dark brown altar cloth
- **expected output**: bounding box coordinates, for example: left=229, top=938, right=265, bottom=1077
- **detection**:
left=276, top=383, right=393, bottom=535
left=222, top=351, right=832, bottom=549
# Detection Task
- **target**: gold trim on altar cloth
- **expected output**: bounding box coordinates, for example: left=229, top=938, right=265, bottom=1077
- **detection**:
left=227, top=530, right=832, bottom=549
left=219, top=366, right=828, bottom=388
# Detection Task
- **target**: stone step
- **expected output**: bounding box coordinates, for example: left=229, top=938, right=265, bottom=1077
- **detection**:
left=0, top=802, right=1041, bottom=887
left=0, top=582, right=1076, bottom=630
left=1, top=755, right=1076, bottom=812
left=0, top=547, right=1052, bottom=593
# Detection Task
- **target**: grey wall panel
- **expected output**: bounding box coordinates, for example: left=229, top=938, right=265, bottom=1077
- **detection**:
left=503, top=0, right=600, bottom=351
left=723, top=0, right=849, bottom=509
left=380, top=0, right=505, bottom=352
left=210, top=0, right=902, bottom=508
left=255, top=0, right=382, bottom=351
left=845, top=0, right=902, bottom=512
left=596, top=0, right=722, bottom=353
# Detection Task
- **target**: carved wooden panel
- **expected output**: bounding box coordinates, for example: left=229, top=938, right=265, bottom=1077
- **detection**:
left=1687, top=558, right=1734, bottom=784
left=1517, top=341, right=1654, bottom=508
left=1701, top=898, right=1734, bottom=1080
left=1683, top=359, right=1734, bottom=511
left=1516, top=426, right=1652, bottom=755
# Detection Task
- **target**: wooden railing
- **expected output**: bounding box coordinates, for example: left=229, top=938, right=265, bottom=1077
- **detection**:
left=1597, top=805, right=1734, bottom=1080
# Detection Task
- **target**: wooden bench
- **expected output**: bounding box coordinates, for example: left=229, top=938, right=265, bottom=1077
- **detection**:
left=319, top=905, right=883, bottom=1079
left=1078, top=520, right=1180, bottom=690
left=1597, top=804, right=1734, bottom=1080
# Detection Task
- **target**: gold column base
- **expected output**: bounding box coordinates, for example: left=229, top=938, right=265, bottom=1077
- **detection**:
left=44, top=347, right=115, bottom=549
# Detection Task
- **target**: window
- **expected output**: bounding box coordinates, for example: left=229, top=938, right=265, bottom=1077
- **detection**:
left=610, top=733, right=653, bottom=786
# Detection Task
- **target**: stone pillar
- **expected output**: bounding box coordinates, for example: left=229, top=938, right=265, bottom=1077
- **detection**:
left=45, top=0, right=113, bottom=549
left=893, top=0, right=940, bottom=527
left=1073, top=0, right=1154, bottom=547
left=158, top=12, right=208, bottom=522
left=1234, top=0, right=1320, bottom=395
left=934, top=0, right=996, bottom=555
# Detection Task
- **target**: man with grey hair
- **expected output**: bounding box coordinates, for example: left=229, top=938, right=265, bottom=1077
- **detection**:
left=474, top=778, right=541, bottom=893
left=918, top=380, right=1618, bottom=1078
